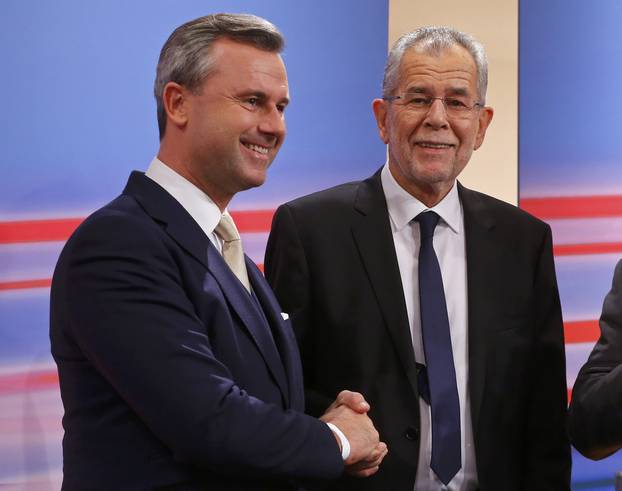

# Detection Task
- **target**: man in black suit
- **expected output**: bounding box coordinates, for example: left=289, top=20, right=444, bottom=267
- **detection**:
left=266, top=26, right=570, bottom=490
left=569, top=259, right=622, bottom=460
left=50, top=13, right=386, bottom=490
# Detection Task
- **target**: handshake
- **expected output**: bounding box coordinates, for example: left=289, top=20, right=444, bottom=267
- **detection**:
left=320, top=390, right=388, bottom=477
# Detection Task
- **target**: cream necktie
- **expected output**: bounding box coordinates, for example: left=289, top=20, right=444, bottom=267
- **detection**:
left=214, top=213, right=251, bottom=292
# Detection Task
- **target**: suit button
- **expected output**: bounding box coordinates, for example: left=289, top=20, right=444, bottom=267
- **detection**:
left=405, top=427, right=419, bottom=440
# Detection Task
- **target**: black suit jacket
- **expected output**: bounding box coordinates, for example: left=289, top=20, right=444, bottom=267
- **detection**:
left=265, top=170, right=570, bottom=491
left=50, top=172, right=342, bottom=490
left=569, top=259, right=622, bottom=459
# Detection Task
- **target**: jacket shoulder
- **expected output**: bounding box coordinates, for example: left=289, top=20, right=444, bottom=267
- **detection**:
left=460, top=185, right=550, bottom=232
left=282, top=180, right=363, bottom=212
left=61, top=194, right=164, bottom=259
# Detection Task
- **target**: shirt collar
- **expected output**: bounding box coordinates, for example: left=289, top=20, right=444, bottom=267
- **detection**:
left=380, top=162, right=462, bottom=234
left=145, top=157, right=224, bottom=237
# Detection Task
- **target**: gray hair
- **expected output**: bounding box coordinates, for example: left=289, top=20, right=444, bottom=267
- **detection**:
left=154, top=13, right=285, bottom=139
left=382, top=26, right=488, bottom=103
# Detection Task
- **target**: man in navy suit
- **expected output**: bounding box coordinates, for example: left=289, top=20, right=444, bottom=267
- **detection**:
left=50, top=13, right=386, bottom=490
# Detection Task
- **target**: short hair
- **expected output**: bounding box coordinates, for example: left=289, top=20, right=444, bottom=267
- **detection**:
left=382, top=26, right=488, bottom=103
left=154, top=13, right=285, bottom=139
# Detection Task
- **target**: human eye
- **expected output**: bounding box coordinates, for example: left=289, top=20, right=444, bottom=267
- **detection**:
left=238, top=95, right=263, bottom=111
left=444, top=97, right=469, bottom=110
left=406, top=96, right=430, bottom=107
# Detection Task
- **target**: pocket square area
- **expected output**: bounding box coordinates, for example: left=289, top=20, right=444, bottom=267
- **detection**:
left=281, top=312, right=289, bottom=321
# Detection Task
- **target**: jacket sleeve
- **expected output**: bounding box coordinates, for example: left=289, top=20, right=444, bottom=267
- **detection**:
left=569, top=259, right=622, bottom=459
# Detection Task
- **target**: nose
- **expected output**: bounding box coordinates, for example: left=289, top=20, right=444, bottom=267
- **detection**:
left=258, top=105, right=286, bottom=141
left=423, top=98, right=449, bottom=129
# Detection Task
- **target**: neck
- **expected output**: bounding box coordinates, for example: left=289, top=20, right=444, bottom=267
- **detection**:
left=388, top=165, right=454, bottom=207
left=157, top=147, right=232, bottom=212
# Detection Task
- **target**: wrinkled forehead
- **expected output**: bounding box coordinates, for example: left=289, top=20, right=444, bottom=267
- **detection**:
left=396, top=44, right=478, bottom=93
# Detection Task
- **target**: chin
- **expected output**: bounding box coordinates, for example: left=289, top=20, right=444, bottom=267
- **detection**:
left=240, top=173, right=268, bottom=190
left=413, top=168, right=453, bottom=184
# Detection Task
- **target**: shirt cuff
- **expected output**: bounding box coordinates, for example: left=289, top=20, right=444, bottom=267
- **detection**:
left=326, top=422, right=351, bottom=461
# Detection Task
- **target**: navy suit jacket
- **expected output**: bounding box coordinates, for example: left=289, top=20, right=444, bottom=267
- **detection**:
left=50, top=172, right=342, bottom=490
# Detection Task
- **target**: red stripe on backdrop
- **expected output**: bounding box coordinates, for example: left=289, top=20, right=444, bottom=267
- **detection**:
left=0, top=369, right=59, bottom=394
left=564, top=320, right=600, bottom=344
left=229, top=210, right=274, bottom=233
left=0, top=218, right=83, bottom=244
left=0, top=210, right=275, bottom=244
left=554, top=242, right=622, bottom=256
left=3, top=196, right=622, bottom=242
left=521, top=195, right=622, bottom=219
left=0, top=278, right=52, bottom=291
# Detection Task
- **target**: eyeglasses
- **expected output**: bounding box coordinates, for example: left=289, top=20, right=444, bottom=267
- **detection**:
left=383, top=94, right=483, bottom=118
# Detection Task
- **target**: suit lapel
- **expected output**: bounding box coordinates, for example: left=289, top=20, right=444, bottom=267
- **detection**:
left=124, top=172, right=289, bottom=404
left=124, top=171, right=210, bottom=270
left=459, top=183, right=496, bottom=437
left=206, top=245, right=289, bottom=405
left=351, top=171, right=419, bottom=399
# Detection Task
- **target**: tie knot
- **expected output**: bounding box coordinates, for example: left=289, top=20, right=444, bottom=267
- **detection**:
left=415, top=211, right=440, bottom=239
left=215, top=213, right=240, bottom=243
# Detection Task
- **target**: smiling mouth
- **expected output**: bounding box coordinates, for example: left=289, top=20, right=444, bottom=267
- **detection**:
left=416, top=142, right=455, bottom=149
left=242, top=142, right=270, bottom=155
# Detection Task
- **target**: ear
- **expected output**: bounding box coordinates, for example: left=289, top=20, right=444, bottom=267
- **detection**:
left=372, top=98, right=390, bottom=144
left=162, top=82, right=190, bottom=129
left=474, top=106, right=494, bottom=150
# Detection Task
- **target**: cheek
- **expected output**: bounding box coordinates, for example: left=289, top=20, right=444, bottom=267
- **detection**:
left=453, top=125, right=478, bottom=151
left=461, top=121, right=480, bottom=140
left=208, top=108, right=249, bottom=136
left=390, top=121, right=412, bottom=148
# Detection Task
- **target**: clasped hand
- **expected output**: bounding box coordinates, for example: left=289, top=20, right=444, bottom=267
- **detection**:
left=320, top=390, right=388, bottom=477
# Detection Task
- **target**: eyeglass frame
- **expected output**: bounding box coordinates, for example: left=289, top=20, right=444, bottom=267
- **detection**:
left=382, top=94, right=484, bottom=117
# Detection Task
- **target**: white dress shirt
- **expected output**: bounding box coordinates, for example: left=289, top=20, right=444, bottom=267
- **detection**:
left=381, top=164, right=478, bottom=491
left=145, top=157, right=224, bottom=252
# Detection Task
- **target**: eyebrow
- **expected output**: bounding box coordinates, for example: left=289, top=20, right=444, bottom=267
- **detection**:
left=446, top=87, right=470, bottom=97
left=403, top=86, right=428, bottom=94
left=403, top=86, right=471, bottom=97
